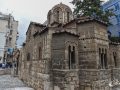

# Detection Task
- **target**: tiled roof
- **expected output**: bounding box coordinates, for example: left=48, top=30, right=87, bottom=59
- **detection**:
left=53, top=30, right=79, bottom=37
left=64, top=16, right=108, bottom=26
left=77, top=17, right=108, bottom=25
left=26, top=21, right=46, bottom=35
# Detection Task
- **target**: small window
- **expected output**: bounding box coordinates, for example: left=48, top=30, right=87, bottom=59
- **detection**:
left=68, top=45, right=76, bottom=69
left=9, top=37, right=12, bottom=41
left=10, top=30, right=13, bottom=35
left=113, top=52, right=117, bottom=67
left=104, top=53, right=107, bottom=68
left=68, top=46, right=71, bottom=69
left=71, top=46, right=75, bottom=64
left=38, top=47, right=42, bottom=60
left=27, top=53, right=30, bottom=61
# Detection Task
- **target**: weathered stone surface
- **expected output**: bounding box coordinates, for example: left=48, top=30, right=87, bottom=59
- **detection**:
left=18, top=3, right=120, bottom=90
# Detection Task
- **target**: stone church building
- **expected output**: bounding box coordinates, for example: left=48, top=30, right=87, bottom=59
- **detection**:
left=18, top=3, right=120, bottom=90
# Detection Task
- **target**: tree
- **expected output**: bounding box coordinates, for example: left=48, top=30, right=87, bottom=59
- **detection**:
left=109, top=37, right=120, bottom=43
left=71, top=0, right=114, bottom=24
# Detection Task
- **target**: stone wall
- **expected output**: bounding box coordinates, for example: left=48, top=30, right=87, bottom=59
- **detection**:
left=79, top=69, right=111, bottom=90
left=18, top=8, right=120, bottom=90
left=112, top=68, right=120, bottom=80
left=0, top=69, right=11, bottom=75
left=19, top=27, right=53, bottom=90
left=77, top=22, right=109, bottom=69
left=53, top=70, right=79, bottom=90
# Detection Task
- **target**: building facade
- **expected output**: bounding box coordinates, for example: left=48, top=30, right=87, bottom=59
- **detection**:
left=0, top=12, right=18, bottom=64
left=19, top=3, right=120, bottom=90
left=102, top=0, right=120, bottom=37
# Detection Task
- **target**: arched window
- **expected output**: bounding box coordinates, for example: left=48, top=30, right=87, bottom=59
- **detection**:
left=104, top=49, right=107, bottom=68
left=99, top=48, right=108, bottom=69
left=99, top=48, right=101, bottom=68
left=67, top=12, right=70, bottom=22
left=27, top=53, right=30, bottom=61
left=57, top=11, right=59, bottom=22
left=101, top=48, right=104, bottom=68
left=113, top=52, right=117, bottom=67
left=68, top=45, right=76, bottom=69
left=68, top=45, right=71, bottom=69
left=71, top=46, right=75, bottom=64
left=38, top=47, right=42, bottom=60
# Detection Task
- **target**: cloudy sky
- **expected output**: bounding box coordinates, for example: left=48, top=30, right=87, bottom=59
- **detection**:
left=0, top=0, right=108, bottom=47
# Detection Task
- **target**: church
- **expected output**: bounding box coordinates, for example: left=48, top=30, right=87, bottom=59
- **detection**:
left=18, top=3, right=120, bottom=90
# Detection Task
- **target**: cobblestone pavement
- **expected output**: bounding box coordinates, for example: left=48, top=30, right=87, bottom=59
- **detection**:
left=0, top=75, right=34, bottom=90
left=113, top=86, right=120, bottom=90
left=0, top=74, right=120, bottom=90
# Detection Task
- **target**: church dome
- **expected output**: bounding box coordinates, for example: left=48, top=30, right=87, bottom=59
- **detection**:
left=47, top=3, right=73, bottom=25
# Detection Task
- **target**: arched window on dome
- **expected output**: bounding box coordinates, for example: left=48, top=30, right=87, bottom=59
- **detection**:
left=57, top=10, right=59, bottom=22
left=48, top=13, right=51, bottom=24
left=67, top=12, right=70, bottom=22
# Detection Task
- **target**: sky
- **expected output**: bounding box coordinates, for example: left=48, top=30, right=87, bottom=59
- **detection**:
left=0, top=0, right=108, bottom=47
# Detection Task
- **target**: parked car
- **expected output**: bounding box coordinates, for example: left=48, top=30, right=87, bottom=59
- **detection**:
left=0, top=63, right=2, bottom=68
left=2, top=63, right=6, bottom=68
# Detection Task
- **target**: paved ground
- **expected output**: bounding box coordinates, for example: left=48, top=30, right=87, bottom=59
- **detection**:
left=0, top=75, right=34, bottom=90
left=113, top=86, right=120, bottom=90
left=0, top=69, right=120, bottom=90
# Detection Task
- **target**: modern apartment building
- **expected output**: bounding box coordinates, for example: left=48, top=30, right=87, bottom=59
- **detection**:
left=0, top=12, right=18, bottom=64
left=102, top=0, right=120, bottom=37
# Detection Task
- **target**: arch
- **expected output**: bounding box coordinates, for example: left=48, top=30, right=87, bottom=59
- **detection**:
left=71, top=46, right=75, bottom=64
left=104, top=49, right=107, bottom=68
left=68, top=45, right=71, bottom=69
left=68, top=45, right=76, bottom=69
left=113, top=52, right=117, bottom=67
left=99, top=48, right=108, bottom=69
left=53, top=7, right=62, bottom=22
left=67, top=11, right=70, bottom=22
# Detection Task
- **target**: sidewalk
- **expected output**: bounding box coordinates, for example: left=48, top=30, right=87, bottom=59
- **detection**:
left=5, top=87, right=34, bottom=90
left=0, top=75, right=34, bottom=90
